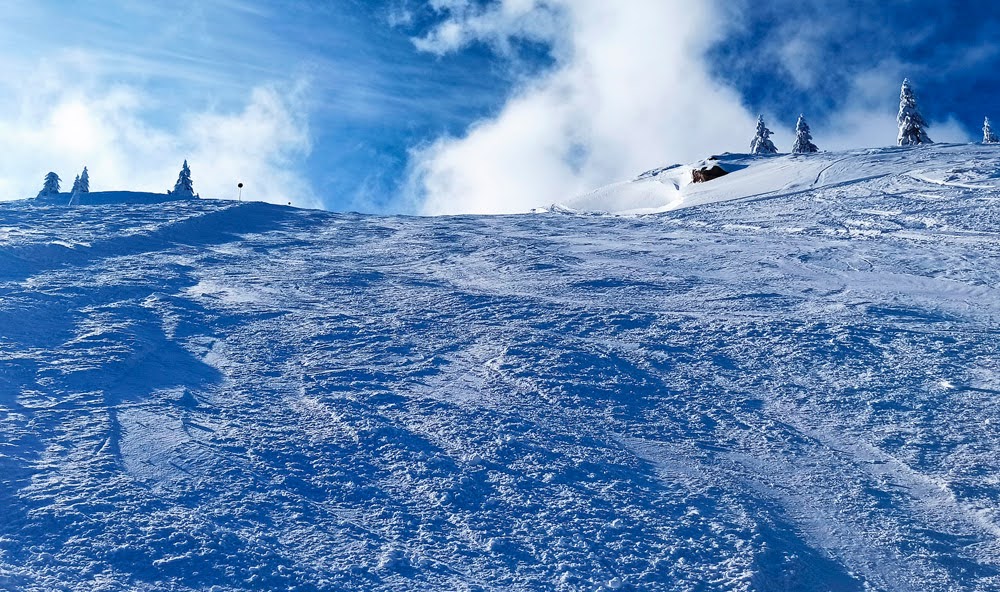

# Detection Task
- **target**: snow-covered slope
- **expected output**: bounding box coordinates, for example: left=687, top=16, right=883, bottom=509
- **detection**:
left=2, top=144, right=1000, bottom=591
left=561, top=143, right=1000, bottom=214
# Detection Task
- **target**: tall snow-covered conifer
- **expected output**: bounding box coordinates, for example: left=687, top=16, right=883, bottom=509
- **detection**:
left=791, top=114, right=818, bottom=153
left=983, top=117, right=998, bottom=144
left=68, top=168, right=88, bottom=206
left=172, top=160, right=195, bottom=197
left=750, top=115, right=778, bottom=154
left=79, top=167, right=90, bottom=193
left=897, top=78, right=931, bottom=146
left=38, top=172, right=61, bottom=197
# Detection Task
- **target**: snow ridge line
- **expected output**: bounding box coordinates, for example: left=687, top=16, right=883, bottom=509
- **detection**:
left=0, top=202, right=294, bottom=282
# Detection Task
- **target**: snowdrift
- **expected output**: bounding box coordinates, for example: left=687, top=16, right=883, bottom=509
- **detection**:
left=557, top=143, right=1000, bottom=215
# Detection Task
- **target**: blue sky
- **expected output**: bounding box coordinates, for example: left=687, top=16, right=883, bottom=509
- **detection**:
left=711, top=0, right=1000, bottom=130
left=1, top=1, right=998, bottom=213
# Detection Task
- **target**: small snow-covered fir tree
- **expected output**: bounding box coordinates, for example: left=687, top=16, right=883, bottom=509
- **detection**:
left=68, top=168, right=88, bottom=206
left=897, top=78, right=931, bottom=146
left=983, top=117, right=998, bottom=144
left=171, top=160, right=195, bottom=197
left=38, top=172, right=61, bottom=197
left=791, top=114, right=818, bottom=153
left=78, top=167, right=90, bottom=193
left=750, top=115, right=778, bottom=154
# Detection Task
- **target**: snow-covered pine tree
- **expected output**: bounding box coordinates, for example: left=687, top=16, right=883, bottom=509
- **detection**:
left=791, top=114, right=818, bottom=153
left=983, top=117, right=998, bottom=144
left=897, top=78, right=931, bottom=146
left=79, top=167, right=90, bottom=193
left=750, top=115, right=778, bottom=154
left=38, top=172, right=61, bottom=197
left=67, top=168, right=88, bottom=206
left=171, top=160, right=195, bottom=197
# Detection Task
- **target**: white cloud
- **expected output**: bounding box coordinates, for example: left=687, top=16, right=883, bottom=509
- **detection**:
left=0, top=53, right=317, bottom=208
left=406, top=1, right=974, bottom=216
left=822, top=109, right=971, bottom=152
left=413, top=0, right=564, bottom=57
left=183, top=84, right=316, bottom=207
left=408, top=0, right=764, bottom=215
left=819, top=65, right=971, bottom=150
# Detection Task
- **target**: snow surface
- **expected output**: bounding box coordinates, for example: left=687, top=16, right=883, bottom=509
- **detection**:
left=32, top=191, right=197, bottom=206
left=2, top=143, right=1000, bottom=590
left=559, top=143, right=1000, bottom=215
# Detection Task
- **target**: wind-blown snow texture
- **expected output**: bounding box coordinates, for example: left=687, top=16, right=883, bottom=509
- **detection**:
left=1, top=144, right=1000, bottom=591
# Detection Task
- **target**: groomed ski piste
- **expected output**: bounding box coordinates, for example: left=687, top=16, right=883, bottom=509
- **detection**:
left=1, top=143, right=999, bottom=590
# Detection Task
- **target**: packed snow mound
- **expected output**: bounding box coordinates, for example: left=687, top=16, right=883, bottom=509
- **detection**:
left=32, top=190, right=197, bottom=206
left=557, top=143, right=1000, bottom=214
left=3, top=142, right=1000, bottom=591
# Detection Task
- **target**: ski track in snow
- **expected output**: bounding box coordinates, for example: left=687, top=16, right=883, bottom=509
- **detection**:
left=1, top=144, right=1000, bottom=590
